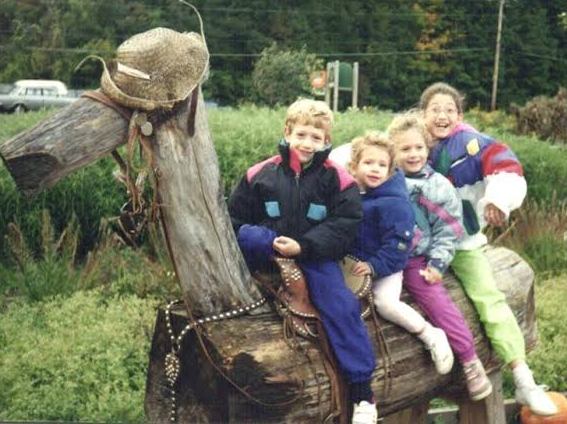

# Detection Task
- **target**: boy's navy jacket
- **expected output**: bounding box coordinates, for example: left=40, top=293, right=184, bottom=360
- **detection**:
left=228, top=140, right=362, bottom=261
left=350, top=169, right=414, bottom=278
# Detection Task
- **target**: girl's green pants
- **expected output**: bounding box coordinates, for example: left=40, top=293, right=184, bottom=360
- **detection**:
left=451, top=248, right=526, bottom=364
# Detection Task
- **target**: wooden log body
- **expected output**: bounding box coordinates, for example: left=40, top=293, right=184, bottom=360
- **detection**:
left=145, top=246, right=536, bottom=423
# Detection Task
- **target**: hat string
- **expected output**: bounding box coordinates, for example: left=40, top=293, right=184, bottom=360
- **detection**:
left=178, top=0, right=209, bottom=56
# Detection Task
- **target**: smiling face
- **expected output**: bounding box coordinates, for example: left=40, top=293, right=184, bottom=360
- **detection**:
left=285, top=124, right=327, bottom=164
left=393, top=128, right=428, bottom=174
left=423, top=93, right=464, bottom=142
left=352, top=145, right=391, bottom=190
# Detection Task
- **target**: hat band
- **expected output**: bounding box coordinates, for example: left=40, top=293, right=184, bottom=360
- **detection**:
left=116, top=63, right=151, bottom=80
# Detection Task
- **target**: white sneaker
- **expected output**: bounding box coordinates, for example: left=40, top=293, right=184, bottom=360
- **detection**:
left=515, top=384, right=558, bottom=416
left=426, top=327, right=454, bottom=375
left=352, top=400, right=378, bottom=424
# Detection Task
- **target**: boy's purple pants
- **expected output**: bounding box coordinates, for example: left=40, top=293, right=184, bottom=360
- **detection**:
left=403, top=256, right=477, bottom=363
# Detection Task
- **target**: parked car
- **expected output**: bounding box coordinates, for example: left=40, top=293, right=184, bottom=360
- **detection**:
left=0, top=79, right=80, bottom=113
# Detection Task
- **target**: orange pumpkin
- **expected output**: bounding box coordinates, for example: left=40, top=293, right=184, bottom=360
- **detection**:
left=520, top=392, right=567, bottom=424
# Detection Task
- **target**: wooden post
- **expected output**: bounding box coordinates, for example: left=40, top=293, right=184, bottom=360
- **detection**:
left=382, top=400, right=429, bottom=424
left=333, top=60, right=340, bottom=113
left=455, top=371, right=507, bottom=424
left=325, top=61, right=332, bottom=107
left=352, top=62, right=359, bottom=109
left=491, top=0, right=506, bottom=111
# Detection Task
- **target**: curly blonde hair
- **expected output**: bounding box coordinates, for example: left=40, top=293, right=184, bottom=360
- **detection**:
left=387, top=111, right=432, bottom=148
left=349, top=131, right=394, bottom=176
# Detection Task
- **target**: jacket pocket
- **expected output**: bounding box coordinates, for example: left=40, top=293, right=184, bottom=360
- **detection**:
left=306, top=203, right=327, bottom=222
left=264, top=201, right=281, bottom=218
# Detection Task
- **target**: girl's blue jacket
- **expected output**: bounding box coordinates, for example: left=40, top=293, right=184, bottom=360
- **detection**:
left=350, top=169, right=414, bottom=278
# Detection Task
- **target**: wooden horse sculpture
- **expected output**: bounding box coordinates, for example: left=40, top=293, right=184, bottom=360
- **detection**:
left=0, top=25, right=537, bottom=424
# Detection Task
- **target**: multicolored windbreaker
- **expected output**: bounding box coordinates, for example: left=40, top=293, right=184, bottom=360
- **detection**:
left=406, top=165, right=464, bottom=274
left=228, top=140, right=362, bottom=261
left=429, top=123, right=527, bottom=250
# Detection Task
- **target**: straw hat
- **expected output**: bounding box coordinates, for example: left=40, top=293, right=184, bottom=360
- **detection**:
left=98, top=27, right=209, bottom=111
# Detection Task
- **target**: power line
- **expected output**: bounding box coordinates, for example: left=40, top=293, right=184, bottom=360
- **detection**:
left=0, top=44, right=491, bottom=58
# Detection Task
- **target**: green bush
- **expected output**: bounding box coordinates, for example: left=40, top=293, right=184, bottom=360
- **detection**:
left=0, top=290, right=159, bottom=422
left=251, top=44, right=322, bottom=107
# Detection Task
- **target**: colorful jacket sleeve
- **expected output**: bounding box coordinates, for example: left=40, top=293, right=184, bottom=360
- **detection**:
left=478, top=137, right=527, bottom=217
left=366, top=202, right=414, bottom=278
left=422, top=174, right=464, bottom=273
left=297, top=182, right=362, bottom=261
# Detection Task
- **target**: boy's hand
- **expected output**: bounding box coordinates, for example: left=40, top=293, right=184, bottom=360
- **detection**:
left=351, top=261, right=372, bottom=276
left=419, top=266, right=443, bottom=284
left=484, top=203, right=506, bottom=227
left=273, top=236, right=301, bottom=257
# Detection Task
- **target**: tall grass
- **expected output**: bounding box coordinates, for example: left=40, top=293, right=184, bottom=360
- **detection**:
left=493, top=199, right=567, bottom=279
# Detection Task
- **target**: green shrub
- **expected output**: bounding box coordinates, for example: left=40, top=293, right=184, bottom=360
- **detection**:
left=0, top=290, right=159, bottom=422
left=511, top=87, right=567, bottom=144
left=252, top=44, right=322, bottom=107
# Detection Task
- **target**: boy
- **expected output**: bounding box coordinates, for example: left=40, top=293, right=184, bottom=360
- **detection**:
left=228, top=99, right=378, bottom=424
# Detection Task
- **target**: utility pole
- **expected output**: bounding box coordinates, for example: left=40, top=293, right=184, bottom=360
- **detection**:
left=491, top=0, right=505, bottom=111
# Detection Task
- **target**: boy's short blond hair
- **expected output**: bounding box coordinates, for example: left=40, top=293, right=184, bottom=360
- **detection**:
left=285, top=98, right=334, bottom=141
left=349, top=131, right=395, bottom=176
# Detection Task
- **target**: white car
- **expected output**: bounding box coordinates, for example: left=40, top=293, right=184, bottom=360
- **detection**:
left=0, top=79, right=80, bottom=113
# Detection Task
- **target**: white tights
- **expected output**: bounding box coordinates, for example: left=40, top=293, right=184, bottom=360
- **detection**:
left=372, top=271, right=426, bottom=334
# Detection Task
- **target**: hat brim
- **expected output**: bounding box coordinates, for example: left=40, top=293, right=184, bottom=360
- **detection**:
left=80, top=54, right=209, bottom=111
left=101, top=56, right=209, bottom=111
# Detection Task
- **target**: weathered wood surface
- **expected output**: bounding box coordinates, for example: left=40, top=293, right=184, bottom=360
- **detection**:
left=145, top=246, right=536, bottom=423
left=150, top=90, right=264, bottom=315
left=0, top=96, right=128, bottom=196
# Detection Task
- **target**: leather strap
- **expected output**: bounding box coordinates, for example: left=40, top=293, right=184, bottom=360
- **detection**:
left=81, top=90, right=132, bottom=121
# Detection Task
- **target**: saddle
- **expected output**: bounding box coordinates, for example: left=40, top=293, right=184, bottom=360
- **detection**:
left=255, top=255, right=373, bottom=339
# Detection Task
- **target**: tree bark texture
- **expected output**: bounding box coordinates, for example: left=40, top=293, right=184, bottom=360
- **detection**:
left=0, top=96, right=128, bottom=196
left=145, top=246, right=536, bottom=423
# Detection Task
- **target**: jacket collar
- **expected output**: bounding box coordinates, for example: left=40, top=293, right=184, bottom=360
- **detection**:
left=278, top=139, right=332, bottom=174
left=363, top=168, right=409, bottom=199
left=405, top=164, right=435, bottom=179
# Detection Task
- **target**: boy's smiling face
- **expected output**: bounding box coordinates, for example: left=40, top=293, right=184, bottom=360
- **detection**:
left=423, top=93, right=464, bottom=141
left=286, top=124, right=327, bottom=164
